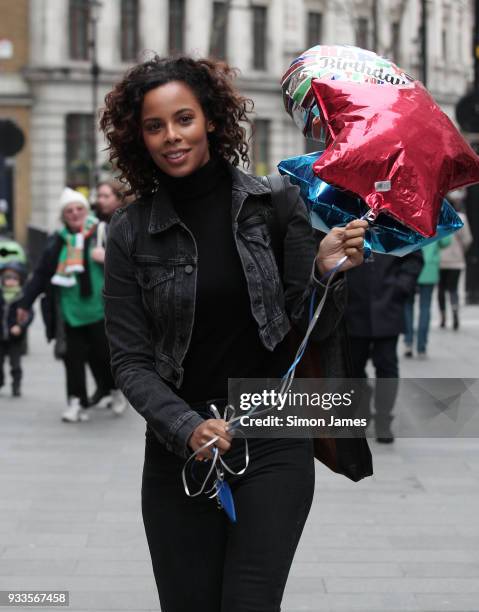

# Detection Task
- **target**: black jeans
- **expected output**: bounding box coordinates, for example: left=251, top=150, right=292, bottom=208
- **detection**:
left=438, top=269, right=461, bottom=313
left=142, top=430, right=315, bottom=612
left=64, top=320, right=115, bottom=406
left=349, top=335, right=399, bottom=432
left=0, top=339, right=23, bottom=387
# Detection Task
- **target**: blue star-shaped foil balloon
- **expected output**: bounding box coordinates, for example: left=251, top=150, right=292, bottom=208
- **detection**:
left=278, top=152, right=463, bottom=256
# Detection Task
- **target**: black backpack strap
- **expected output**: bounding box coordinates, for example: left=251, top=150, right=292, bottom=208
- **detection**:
left=259, top=174, right=296, bottom=277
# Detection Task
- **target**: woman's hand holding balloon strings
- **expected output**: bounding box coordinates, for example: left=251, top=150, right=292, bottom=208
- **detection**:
left=188, top=418, right=233, bottom=461
left=315, top=219, right=368, bottom=277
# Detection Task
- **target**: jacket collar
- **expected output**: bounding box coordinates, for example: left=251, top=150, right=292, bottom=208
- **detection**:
left=148, top=161, right=271, bottom=234
left=148, top=186, right=180, bottom=234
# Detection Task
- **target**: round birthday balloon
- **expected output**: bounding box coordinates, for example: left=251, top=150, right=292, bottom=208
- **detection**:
left=281, top=45, right=415, bottom=141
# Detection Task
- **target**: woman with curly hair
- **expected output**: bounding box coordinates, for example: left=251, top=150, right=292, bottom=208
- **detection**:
left=100, top=55, right=366, bottom=611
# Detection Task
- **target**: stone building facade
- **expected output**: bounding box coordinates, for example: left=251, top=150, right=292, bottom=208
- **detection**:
left=0, top=0, right=32, bottom=244
left=3, top=0, right=475, bottom=237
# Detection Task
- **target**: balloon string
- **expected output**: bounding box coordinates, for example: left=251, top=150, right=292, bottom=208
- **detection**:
left=281, top=213, right=372, bottom=389
left=182, top=224, right=369, bottom=504
left=275, top=254, right=346, bottom=398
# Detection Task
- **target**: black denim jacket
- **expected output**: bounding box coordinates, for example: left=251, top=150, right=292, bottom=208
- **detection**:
left=103, top=164, right=345, bottom=458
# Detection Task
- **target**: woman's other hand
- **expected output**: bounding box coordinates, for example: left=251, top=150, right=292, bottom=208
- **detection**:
left=188, top=419, right=232, bottom=460
left=91, top=247, right=106, bottom=264
left=16, top=308, right=29, bottom=325
left=10, top=325, right=22, bottom=337
left=315, top=220, right=368, bottom=277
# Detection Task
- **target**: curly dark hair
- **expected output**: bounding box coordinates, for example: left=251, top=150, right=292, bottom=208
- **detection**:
left=99, top=55, right=254, bottom=196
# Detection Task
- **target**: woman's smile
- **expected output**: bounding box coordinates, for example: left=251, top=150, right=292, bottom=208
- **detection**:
left=162, top=148, right=192, bottom=166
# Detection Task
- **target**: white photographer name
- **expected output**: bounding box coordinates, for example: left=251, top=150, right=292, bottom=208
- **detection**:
left=239, top=415, right=368, bottom=427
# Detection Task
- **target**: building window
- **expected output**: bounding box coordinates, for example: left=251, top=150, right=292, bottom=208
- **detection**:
left=306, top=11, right=323, bottom=49
left=252, top=119, right=270, bottom=176
left=252, top=6, right=267, bottom=70
left=121, top=0, right=139, bottom=61
left=457, top=9, right=462, bottom=61
left=391, top=21, right=400, bottom=64
left=169, top=0, right=185, bottom=55
left=442, top=28, right=447, bottom=60
left=356, top=17, right=369, bottom=49
left=210, top=1, right=227, bottom=60
left=66, top=114, right=94, bottom=190
left=69, top=0, right=90, bottom=60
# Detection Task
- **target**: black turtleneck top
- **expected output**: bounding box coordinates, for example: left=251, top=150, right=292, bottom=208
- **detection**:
left=157, top=157, right=291, bottom=404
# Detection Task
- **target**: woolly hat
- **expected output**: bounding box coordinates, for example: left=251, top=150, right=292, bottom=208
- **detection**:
left=0, top=260, right=27, bottom=282
left=59, top=187, right=89, bottom=211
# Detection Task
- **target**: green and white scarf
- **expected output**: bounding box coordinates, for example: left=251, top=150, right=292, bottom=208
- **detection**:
left=51, top=215, right=98, bottom=288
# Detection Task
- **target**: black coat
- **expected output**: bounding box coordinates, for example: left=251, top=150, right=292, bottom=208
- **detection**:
left=19, top=234, right=62, bottom=341
left=345, top=251, right=423, bottom=338
left=0, top=291, right=33, bottom=342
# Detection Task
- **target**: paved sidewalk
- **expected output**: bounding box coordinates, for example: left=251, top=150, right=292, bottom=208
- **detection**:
left=0, top=305, right=479, bottom=611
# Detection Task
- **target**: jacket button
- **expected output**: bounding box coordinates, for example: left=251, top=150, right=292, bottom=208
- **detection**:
left=143, top=273, right=150, bottom=283
left=253, top=297, right=261, bottom=306
left=184, top=265, right=194, bottom=274
left=246, top=264, right=254, bottom=272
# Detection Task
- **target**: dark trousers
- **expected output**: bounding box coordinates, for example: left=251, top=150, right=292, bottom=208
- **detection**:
left=64, top=319, right=114, bottom=407
left=404, top=284, right=434, bottom=353
left=0, top=339, right=23, bottom=387
left=142, top=433, right=315, bottom=612
left=438, top=269, right=461, bottom=313
left=348, top=336, right=399, bottom=432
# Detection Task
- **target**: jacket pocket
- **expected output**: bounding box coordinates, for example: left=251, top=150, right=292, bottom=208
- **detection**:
left=238, top=220, right=279, bottom=282
left=135, top=266, right=175, bottom=317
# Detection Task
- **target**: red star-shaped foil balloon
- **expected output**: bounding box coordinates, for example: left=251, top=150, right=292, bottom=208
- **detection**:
left=311, top=79, right=479, bottom=237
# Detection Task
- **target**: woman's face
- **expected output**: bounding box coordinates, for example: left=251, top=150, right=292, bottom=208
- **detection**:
left=97, top=184, right=121, bottom=217
left=63, top=203, right=88, bottom=232
left=141, top=81, right=214, bottom=178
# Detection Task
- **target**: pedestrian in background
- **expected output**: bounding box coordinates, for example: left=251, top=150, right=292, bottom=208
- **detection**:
left=0, top=261, right=33, bottom=397
left=96, top=180, right=127, bottom=222
left=346, top=251, right=423, bottom=442
left=404, top=235, right=452, bottom=358
left=92, top=180, right=128, bottom=265
left=85, top=180, right=130, bottom=414
left=438, top=190, right=472, bottom=330
left=17, top=188, right=117, bottom=422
